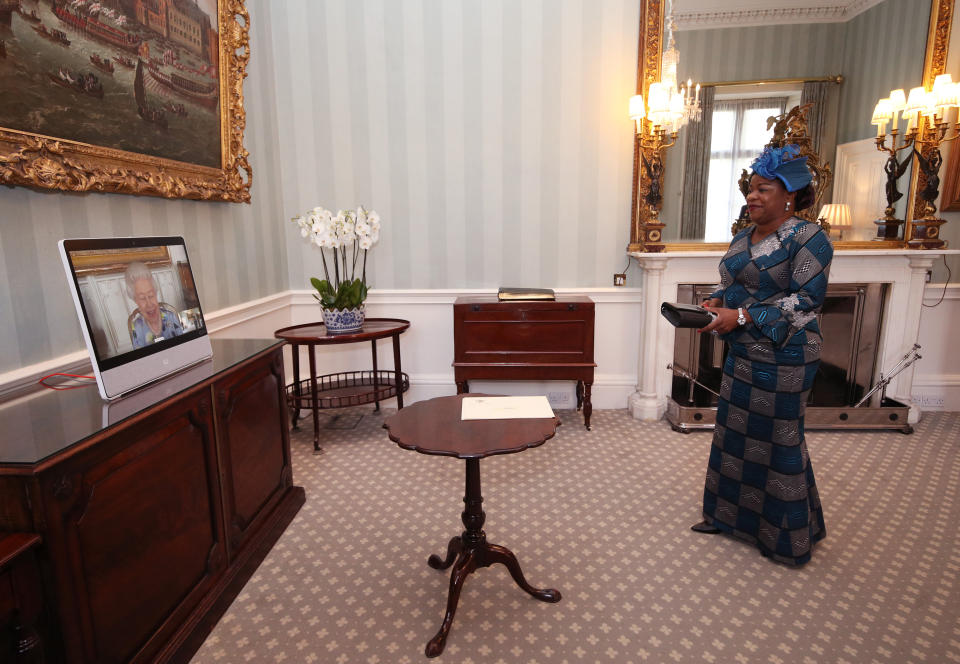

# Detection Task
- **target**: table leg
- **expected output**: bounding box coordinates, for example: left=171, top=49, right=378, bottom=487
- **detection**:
left=392, top=333, right=404, bottom=410
left=456, top=381, right=468, bottom=394
left=576, top=380, right=583, bottom=410
left=583, top=382, right=593, bottom=431
left=371, top=339, right=380, bottom=412
left=291, top=343, right=302, bottom=430
left=425, top=458, right=560, bottom=657
left=308, top=344, right=322, bottom=453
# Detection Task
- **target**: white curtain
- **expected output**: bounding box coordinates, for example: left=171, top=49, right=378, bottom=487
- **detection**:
left=703, top=97, right=788, bottom=243
left=680, top=86, right=715, bottom=240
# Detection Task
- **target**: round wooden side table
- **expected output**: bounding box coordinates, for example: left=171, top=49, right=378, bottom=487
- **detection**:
left=383, top=394, right=562, bottom=657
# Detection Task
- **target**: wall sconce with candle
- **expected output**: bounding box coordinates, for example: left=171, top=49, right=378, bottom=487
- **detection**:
left=628, top=0, right=700, bottom=253
left=872, top=74, right=959, bottom=248
left=872, top=89, right=913, bottom=239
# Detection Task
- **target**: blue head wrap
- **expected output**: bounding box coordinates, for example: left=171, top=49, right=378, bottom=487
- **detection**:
left=750, top=144, right=812, bottom=192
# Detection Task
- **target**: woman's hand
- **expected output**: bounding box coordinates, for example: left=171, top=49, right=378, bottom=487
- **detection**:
left=702, top=298, right=722, bottom=308
left=699, top=306, right=744, bottom=335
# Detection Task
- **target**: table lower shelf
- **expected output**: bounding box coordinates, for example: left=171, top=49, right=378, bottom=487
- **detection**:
left=286, top=370, right=410, bottom=410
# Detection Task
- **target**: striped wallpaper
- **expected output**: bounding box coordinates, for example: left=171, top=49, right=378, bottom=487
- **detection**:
left=0, top=0, right=642, bottom=374
left=676, top=22, right=847, bottom=84
left=675, top=0, right=931, bottom=145
left=837, top=0, right=931, bottom=144
left=276, top=0, right=641, bottom=294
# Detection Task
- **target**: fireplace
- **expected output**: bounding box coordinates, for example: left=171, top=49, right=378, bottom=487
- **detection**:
left=628, top=249, right=956, bottom=427
left=665, top=282, right=912, bottom=431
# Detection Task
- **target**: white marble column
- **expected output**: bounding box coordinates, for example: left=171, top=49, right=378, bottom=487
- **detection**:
left=629, top=257, right=667, bottom=420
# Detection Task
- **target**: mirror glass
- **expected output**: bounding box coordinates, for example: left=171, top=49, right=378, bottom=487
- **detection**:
left=654, top=0, right=933, bottom=245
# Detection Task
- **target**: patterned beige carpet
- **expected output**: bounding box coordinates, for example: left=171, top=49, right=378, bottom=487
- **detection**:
left=191, top=408, right=960, bottom=664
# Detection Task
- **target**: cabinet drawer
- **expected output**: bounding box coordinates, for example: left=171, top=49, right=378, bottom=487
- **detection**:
left=458, top=320, right=591, bottom=359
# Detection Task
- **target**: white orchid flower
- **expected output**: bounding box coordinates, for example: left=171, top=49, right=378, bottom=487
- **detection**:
left=358, top=236, right=373, bottom=250
left=355, top=220, right=371, bottom=237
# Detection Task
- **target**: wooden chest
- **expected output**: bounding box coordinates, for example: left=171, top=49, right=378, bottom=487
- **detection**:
left=452, top=295, right=596, bottom=428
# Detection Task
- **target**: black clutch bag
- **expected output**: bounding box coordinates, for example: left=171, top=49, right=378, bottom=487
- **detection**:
left=660, top=302, right=716, bottom=328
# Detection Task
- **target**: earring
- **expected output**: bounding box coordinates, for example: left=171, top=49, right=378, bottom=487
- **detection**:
left=785, top=201, right=791, bottom=210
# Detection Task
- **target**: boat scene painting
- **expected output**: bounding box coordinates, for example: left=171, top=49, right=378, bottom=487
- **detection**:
left=0, top=0, right=220, bottom=169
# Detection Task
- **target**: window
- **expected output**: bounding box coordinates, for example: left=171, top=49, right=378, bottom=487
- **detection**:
left=703, top=97, right=787, bottom=242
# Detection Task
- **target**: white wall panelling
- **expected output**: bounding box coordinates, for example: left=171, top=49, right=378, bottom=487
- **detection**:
left=834, top=138, right=892, bottom=241
left=1, top=289, right=644, bottom=411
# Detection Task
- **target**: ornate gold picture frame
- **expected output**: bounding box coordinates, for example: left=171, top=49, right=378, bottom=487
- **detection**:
left=0, top=0, right=250, bottom=202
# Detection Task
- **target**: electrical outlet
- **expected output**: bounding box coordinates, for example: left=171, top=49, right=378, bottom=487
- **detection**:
left=546, top=391, right=571, bottom=407
left=613, top=273, right=626, bottom=286
left=925, top=270, right=933, bottom=283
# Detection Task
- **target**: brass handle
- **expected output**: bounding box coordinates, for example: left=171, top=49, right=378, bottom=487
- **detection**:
left=568, top=303, right=577, bottom=311
left=472, top=305, right=481, bottom=312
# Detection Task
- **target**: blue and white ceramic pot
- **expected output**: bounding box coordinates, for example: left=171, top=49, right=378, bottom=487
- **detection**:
left=321, top=304, right=366, bottom=334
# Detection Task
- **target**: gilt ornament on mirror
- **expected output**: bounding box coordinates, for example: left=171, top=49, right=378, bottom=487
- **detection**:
left=292, top=205, right=382, bottom=333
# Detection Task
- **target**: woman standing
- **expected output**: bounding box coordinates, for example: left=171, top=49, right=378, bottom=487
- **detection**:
left=693, top=144, right=832, bottom=566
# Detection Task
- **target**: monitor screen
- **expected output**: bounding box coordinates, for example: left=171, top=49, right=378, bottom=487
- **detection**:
left=59, top=236, right=212, bottom=400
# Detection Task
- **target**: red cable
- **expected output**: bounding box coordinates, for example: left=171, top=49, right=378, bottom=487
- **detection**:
left=38, top=373, right=96, bottom=390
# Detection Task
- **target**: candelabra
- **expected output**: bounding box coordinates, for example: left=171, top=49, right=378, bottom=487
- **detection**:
left=629, top=90, right=678, bottom=251
left=628, top=0, right=701, bottom=253
left=629, top=79, right=699, bottom=251
left=872, top=75, right=958, bottom=248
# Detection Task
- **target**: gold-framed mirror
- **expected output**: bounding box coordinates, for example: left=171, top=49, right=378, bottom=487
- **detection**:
left=629, top=0, right=955, bottom=252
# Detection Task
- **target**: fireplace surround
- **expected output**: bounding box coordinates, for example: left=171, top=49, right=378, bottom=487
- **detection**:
left=629, top=249, right=959, bottom=426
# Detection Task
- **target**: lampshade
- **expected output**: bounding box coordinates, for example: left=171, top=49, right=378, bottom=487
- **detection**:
left=818, top=203, right=852, bottom=236
left=667, top=90, right=685, bottom=128
left=889, top=88, right=907, bottom=112
left=647, top=83, right=670, bottom=113
left=629, top=95, right=646, bottom=121
left=934, top=76, right=959, bottom=114
left=933, top=73, right=954, bottom=92
left=904, top=86, right=929, bottom=117
left=646, top=82, right=672, bottom=127
left=871, top=98, right=893, bottom=125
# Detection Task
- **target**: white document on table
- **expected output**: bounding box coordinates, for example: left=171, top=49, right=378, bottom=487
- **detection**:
left=461, top=396, right=555, bottom=420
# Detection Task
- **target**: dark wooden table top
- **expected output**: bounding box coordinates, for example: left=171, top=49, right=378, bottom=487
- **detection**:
left=274, top=318, right=410, bottom=345
left=383, top=394, right=559, bottom=459
left=0, top=339, right=284, bottom=466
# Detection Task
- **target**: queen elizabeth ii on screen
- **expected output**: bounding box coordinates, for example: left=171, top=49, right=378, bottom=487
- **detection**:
left=124, top=261, right=184, bottom=349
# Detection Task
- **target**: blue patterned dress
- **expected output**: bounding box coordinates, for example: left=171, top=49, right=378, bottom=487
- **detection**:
left=701, top=217, right=832, bottom=565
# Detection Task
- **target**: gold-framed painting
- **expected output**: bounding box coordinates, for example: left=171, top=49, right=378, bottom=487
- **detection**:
left=70, top=246, right=170, bottom=273
left=0, top=0, right=250, bottom=202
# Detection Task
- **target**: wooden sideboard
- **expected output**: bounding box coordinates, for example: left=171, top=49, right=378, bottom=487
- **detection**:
left=452, top=296, right=596, bottom=429
left=1, top=532, right=46, bottom=663
left=0, top=339, right=305, bottom=664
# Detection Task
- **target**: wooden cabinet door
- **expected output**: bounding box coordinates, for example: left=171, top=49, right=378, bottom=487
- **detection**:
left=38, top=389, right=225, bottom=664
left=215, top=349, right=293, bottom=560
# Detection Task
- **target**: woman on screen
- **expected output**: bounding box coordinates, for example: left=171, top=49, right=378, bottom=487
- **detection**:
left=125, top=262, right=184, bottom=348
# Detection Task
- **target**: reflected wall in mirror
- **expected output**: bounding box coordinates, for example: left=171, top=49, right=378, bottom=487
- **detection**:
left=629, top=0, right=955, bottom=252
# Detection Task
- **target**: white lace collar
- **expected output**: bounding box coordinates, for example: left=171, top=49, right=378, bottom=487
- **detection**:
left=749, top=216, right=803, bottom=258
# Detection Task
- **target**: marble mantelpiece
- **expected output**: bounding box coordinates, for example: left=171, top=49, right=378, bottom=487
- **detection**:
left=628, top=249, right=960, bottom=423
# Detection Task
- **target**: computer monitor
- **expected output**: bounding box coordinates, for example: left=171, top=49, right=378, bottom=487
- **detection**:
left=58, top=236, right=213, bottom=400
